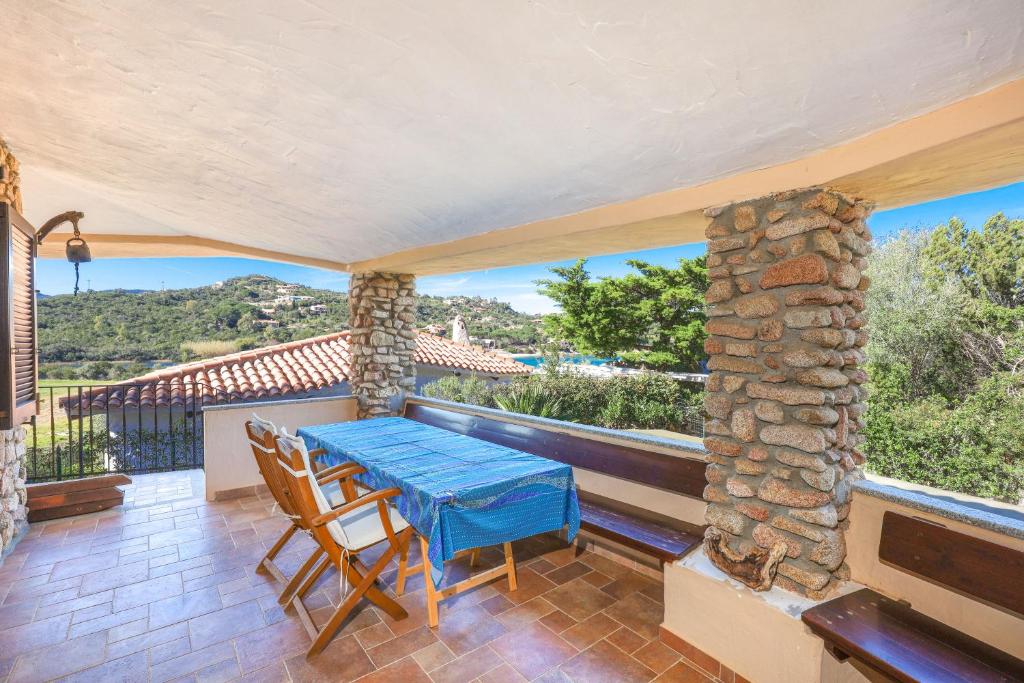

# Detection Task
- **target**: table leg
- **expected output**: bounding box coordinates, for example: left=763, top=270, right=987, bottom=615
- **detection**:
left=420, top=535, right=440, bottom=628
left=503, top=542, right=518, bottom=592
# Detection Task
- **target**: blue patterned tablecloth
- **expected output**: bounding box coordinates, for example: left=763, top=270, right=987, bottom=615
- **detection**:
left=298, top=417, right=580, bottom=587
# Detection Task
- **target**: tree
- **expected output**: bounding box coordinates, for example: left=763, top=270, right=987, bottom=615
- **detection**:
left=865, top=229, right=974, bottom=400
left=536, top=256, right=708, bottom=370
left=923, top=213, right=1024, bottom=308
left=863, top=216, right=1024, bottom=501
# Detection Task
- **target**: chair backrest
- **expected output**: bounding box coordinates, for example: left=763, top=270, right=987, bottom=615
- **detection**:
left=244, top=414, right=296, bottom=517
left=275, top=431, right=355, bottom=550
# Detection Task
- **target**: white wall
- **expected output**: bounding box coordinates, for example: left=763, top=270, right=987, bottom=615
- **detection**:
left=202, top=395, right=357, bottom=501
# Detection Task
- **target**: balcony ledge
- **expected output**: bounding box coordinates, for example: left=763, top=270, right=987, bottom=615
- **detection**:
left=854, top=476, right=1024, bottom=541
left=408, top=396, right=707, bottom=460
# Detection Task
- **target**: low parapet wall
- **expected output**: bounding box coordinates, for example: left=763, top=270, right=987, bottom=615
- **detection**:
left=202, top=395, right=357, bottom=501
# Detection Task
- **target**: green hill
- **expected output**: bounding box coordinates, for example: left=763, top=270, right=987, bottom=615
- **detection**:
left=38, top=275, right=544, bottom=369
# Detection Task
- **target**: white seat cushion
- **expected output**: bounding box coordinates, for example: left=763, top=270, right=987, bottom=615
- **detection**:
left=320, top=480, right=373, bottom=508
left=325, top=501, right=410, bottom=552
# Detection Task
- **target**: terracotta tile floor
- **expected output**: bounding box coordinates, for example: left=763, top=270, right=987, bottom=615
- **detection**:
left=0, top=471, right=718, bottom=682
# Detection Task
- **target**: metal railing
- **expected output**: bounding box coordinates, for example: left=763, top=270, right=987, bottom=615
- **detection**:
left=26, top=382, right=241, bottom=483
left=680, top=405, right=705, bottom=438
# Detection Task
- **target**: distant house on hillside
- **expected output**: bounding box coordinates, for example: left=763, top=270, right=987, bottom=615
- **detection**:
left=274, top=294, right=313, bottom=305
left=60, top=330, right=530, bottom=471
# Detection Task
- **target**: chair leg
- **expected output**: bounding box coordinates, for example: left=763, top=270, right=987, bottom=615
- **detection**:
left=307, top=541, right=405, bottom=657
left=258, top=523, right=299, bottom=582
left=291, top=554, right=331, bottom=604
left=420, top=535, right=440, bottom=628
left=278, top=546, right=324, bottom=606
left=503, top=542, right=517, bottom=592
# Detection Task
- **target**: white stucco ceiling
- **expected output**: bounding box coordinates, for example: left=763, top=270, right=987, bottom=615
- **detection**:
left=2, top=1, right=1023, bottom=268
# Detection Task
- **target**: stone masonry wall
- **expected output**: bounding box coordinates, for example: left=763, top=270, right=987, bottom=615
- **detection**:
left=0, top=137, right=23, bottom=212
left=1, top=137, right=28, bottom=561
left=348, top=272, right=417, bottom=418
left=701, top=187, right=873, bottom=598
left=1, top=428, right=29, bottom=560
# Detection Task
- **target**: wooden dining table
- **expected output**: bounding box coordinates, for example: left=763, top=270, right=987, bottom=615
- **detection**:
left=297, top=416, right=581, bottom=626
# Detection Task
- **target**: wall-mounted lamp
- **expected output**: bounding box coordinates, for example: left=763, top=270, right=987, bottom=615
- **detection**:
left=36, top=210, right=91, bottom=295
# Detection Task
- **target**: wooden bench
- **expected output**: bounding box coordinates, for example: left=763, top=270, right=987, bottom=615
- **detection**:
left=403, top=399, right=705, bottom=563
left=802, top=511, right=1024, bottom=683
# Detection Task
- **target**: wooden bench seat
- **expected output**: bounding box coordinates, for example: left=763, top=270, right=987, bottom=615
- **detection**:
left=578, top=491, right=702, bottom=562
left=802, top=511, right=1024, bottom=682
left=404, top=399, right=706, bottom=563
left=802, top=588, right=1024, bottom=683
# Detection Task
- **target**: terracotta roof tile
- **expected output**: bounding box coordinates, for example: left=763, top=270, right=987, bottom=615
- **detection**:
left=62, top=330, right=529, bottom=412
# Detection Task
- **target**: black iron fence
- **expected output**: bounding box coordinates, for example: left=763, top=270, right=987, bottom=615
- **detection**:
left=680, top=405, right=705, bottom=438
left=25, top=382, right=241, bottom=483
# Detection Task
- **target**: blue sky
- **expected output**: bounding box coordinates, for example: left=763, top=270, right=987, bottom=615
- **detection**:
left=37, top=182, right=1024, bottom=313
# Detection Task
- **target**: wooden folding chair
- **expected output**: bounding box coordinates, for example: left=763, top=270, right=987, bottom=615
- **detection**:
left=274, top=431, right=415, bottom=657
left=244, top=415, right=365, bottom=606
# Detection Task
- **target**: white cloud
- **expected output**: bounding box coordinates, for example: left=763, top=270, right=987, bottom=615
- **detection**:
left=419, top=276, right=471, bottom=294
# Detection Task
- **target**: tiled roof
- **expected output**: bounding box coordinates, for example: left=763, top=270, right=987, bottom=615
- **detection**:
left=414, top=334, right=531, bottom=377
left=61, top=331, right=530, bottom=412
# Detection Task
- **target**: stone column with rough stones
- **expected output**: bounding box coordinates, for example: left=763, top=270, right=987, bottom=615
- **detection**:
left=1, top=137, right=28, bottom=562
left=348, top=272, right=417, bottom=419
left=701, top=187, right=873, bottom=598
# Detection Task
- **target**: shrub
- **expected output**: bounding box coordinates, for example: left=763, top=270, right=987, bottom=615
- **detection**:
left=38, top=363, right=80, bottom=380
left=493, top=382, right=561, bottom=418
left=864, top=370, right=1024, bottom=502
left=421, top=374, right=496, bottom=407
left=533, top=373, right=608, bottom=424
left=616, top=350, right=682, bottom=371
left=597, top=373, right=686, bottom=429
left=420, top=370, right=696, bottom=432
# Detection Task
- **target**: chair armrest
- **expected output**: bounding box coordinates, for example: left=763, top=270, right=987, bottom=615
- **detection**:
left=317, top=464, right=367, bottom=486
left=308, top=448, right=327, bottom=473
left=312, top=487, right=402, bottom=527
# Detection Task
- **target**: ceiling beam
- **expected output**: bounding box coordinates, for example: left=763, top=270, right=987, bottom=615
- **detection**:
left=35, top=233, right=349, bottom=272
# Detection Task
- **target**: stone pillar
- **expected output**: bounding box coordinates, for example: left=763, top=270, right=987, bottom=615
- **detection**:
left=348, top=272, right=417, bottom=419
left=0, top=137, right=28, bottom=562
left=701, top=187, right=872, bottom=598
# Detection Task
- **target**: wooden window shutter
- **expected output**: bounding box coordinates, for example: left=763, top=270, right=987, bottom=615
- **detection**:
left=1, top=201, right=38, bottom=429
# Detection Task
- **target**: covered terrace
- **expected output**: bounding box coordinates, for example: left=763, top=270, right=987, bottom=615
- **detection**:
left=1, top=2, right=1024, bottom=682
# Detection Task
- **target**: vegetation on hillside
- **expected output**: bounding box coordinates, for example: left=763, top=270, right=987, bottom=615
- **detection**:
left=38, top=275, right=543, bottom=376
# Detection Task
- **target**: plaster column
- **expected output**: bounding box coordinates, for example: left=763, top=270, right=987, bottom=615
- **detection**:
left=0, top=138, right=28, bottom=562
left=701, top=187, right=873, bottom=598
left=347, top=272, right=417, bottom=418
